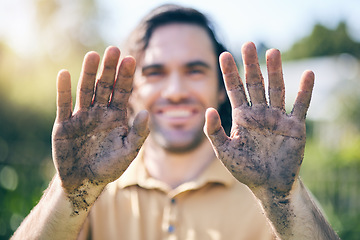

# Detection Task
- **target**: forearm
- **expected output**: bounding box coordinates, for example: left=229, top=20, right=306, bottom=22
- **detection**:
left=11, top=174, right=104, bottom=240
left=253, top=178, right=340, bottom=240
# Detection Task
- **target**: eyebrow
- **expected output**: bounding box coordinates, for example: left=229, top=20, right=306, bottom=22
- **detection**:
left=185, top=60, right=212, bottom=69
left=141, top=60, right=212, bottom=74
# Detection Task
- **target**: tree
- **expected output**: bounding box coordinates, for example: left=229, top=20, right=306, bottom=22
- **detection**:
left=283, top=21, right=360, bottom=60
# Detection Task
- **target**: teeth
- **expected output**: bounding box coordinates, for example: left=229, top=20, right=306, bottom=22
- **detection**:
left=162, top=110, right=192, bottom=118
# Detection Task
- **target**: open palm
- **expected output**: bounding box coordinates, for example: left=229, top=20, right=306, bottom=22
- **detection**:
left=52, top=47, right=149, bottom=193
left=205, top=42, right=314, bottom=195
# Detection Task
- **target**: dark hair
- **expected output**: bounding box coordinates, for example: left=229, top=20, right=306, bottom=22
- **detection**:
left=125, top=4, right=232, bottom=134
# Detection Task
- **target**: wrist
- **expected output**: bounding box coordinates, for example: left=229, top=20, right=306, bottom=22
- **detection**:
left=55, top=174, right=106, bottom=216
left=67, top=179, right=105, bottom=216
left=251, top=178, right=301, bottom=238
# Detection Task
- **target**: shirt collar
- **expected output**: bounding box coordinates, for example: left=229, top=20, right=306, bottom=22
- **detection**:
left=115, top=150, right=236, bottom=194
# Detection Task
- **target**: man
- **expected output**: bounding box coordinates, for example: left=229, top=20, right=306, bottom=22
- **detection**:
left=13, top=4, right=339, bottom=240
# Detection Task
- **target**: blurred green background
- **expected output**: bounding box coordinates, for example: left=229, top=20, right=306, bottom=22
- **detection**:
left=0, top=0, right=359, bottom=239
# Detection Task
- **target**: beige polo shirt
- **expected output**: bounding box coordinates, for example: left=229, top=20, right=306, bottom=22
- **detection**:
left=78, top=156, right=275, bottom=240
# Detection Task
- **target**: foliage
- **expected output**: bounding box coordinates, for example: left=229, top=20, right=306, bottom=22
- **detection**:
left=337, top=82, right=360, bottom=131
left=0, top=1, right=108, bottom=238
left=0, top=96, right=54, bottom=239
left=0, top=41, right=61, bottom=239
left=289, top=21, right=360, bottom=239
left=301, top=133, right=360, bottom=239
left=283, top=22, right=360, bottom=60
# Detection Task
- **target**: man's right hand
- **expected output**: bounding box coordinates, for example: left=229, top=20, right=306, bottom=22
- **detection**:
left=52, top=47, right=149, bottom=213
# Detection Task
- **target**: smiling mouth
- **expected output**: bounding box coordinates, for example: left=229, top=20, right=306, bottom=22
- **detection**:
left=160, top=109, right=194, bottom=118
left=153, top=106, right=202, bottom=128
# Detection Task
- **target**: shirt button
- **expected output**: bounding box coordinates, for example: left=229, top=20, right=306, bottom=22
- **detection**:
left=171, top=198, right=176, bottom=204
left=168, top=225, right=175, bottom=233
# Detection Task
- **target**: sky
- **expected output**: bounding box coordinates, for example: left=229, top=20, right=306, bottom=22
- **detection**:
left=100, top=0, right=360, bottom=52
left=0, top=0, right=360, bottom=56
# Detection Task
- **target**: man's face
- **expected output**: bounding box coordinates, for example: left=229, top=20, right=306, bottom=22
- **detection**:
left=132, top=23, right=222, bottom=152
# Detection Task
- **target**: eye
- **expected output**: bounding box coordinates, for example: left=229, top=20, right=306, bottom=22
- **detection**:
left=142, top=68, right=166, bottom=83
left=144, top=70, right=164, bottom=77
left=186, top=67, right=206, bottom=79
left=142, top=64, right=165, bottom=76
left=188, top=68, right=205, bottom=75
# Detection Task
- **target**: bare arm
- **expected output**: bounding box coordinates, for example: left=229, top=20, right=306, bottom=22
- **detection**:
left=11, top=174, right=102, bottom=240
left=12, top=47, right=149, bottom=240
left=204, top=42, right=340, bottom=239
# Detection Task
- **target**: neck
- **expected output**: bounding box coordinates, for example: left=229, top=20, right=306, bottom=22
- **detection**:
left=142, top=138, right=216, bottom=189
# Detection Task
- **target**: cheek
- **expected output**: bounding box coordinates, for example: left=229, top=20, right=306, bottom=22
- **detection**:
left=193, top=81, right=221, bottom=108
left=132, top=83, right=161, bottom=111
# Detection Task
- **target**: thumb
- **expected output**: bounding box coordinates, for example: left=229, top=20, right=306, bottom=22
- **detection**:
left=127, top=110, right=150, bottom=149
left=204, top=108, right=229, bottom=152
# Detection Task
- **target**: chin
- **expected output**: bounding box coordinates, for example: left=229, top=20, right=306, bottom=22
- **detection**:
left=163, top=142, right=201, bottom=153
left=152, top=130, right=206, bottom=153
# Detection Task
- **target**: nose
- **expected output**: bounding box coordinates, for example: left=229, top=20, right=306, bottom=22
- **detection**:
left=162, top=71, right=189, bottom=102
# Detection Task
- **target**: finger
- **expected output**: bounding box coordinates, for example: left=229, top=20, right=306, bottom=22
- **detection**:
left=219, top=52, right=248, bottom=109
left=75, top=51, right=100, bottom=110
left=127, top=110, right=150, bottom=149
left=110, top=56, right=136, bottom=112
left=204, top=108, right=229, bottom=151
left=242, top=42, right=267, bottom=106
left=93, top=47, right=120, bottom=106
left=292, top=70, right=315, bottom=120
left=56, top=70, right=72, bottom=122
left=266, top=49, right=285, bottom=111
